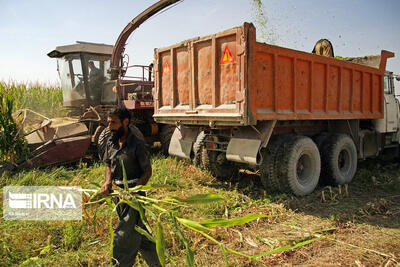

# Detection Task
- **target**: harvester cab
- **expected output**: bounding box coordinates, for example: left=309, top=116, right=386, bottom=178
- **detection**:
left=47, top=41, right=116, bottom=113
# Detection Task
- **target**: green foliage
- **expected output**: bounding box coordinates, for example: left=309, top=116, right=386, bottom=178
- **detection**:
left=2, top=155, right=398, bottom=266
left=0, top=84, right=29, bottom=164
left=83, top=182, right=272, bottom=267
left=62, top=223, right=82, bottom=250
left=335, top=55, right=353, bottom=61
left=0, top=81, right=64, bottom=118
left=0, top=81, right=64, bottom=165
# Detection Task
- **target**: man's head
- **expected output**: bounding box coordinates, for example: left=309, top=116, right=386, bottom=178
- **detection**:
left=88, top=61, right=95, bottom=69
left=107, top=107, right=131, bottom=139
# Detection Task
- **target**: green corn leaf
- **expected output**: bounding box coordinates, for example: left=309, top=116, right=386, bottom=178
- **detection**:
left=253, top=237, right=322, bottom=258
left=200, top=214, right=271, bottom=228
left=170, top=213, right=194, bottom=267
left=124, top=196, right=153, bottom=235
left=220, top=244, right=228, bottom=267
left=156, top=221, right=166, bottom=267
left=135, top=225, right=156, bottom=243
left=132, top=184, right=176, bottom=191
left=109, top=213, right=114, bottom=266
left=121, top=160, right=129, bottom=191
left=177, top=217, right=211, bottom=232
left=104, top=198, right=114, bottom=209
left=170, top=194, right=226, bottom=204
left=88, top=182, right=101, bottom=188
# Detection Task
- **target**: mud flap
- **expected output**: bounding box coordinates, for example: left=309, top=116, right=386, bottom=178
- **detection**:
left=226, top=138, right=261, bottom=165
left=168, top=126, right=198, bottom=159
left=226, top=121, right=276, bottom=165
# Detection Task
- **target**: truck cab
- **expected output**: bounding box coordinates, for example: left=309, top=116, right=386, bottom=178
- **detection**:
left=47, top=41, right=116, bottom=113
left=373, top=72, right=400, bottom=134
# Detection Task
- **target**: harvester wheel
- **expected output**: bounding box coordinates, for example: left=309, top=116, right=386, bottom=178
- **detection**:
left=159, top=124, right=175, bottom=155
left=97, top=127, right=111, bottom=160
left=320, top=134, right=357, bottom=185
left=92, top=126, right=105, bottom=144
left=278, top=136, right=321, bottom=196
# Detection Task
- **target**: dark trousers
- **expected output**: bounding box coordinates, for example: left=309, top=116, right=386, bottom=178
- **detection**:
left=112, top=200, right=161, bottom=267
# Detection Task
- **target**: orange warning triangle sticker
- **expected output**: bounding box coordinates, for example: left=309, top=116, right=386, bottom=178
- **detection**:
left=220, top=45, right=234, bottom=65
left=163, top=60, right=170, bottom=74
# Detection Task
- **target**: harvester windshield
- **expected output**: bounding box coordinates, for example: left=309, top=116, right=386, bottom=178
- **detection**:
left=48, top=41, right=116, bottom=111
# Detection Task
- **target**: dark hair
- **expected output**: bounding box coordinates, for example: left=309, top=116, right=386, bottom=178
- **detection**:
left=108, top=107, right=131, bottom=123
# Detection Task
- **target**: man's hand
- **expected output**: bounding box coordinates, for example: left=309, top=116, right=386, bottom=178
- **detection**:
left=100, top=182, right=112, bottom=196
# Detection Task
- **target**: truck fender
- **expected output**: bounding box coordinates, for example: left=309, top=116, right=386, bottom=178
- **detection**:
left=168, top=126, right=199, bottom=159
left=226, top=120, right=276, bottom=165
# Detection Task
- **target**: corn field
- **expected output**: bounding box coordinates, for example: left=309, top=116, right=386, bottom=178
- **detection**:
left=0, top=81, right=63, bottom=164
left=0, top=81, right=64, bottom=118
left=0, top=85, right=27, bottom=164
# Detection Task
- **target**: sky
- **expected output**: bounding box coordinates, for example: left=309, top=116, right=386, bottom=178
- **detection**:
left=0, top=0, right=399, bottom=88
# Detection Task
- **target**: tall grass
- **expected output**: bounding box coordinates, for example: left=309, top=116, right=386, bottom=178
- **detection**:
left=0, top=85, right=28, bottom=164
left=0, top=81, right=64, bottom=118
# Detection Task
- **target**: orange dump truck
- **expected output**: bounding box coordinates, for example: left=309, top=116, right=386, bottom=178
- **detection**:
left=153, top=23, right=399, bottom=196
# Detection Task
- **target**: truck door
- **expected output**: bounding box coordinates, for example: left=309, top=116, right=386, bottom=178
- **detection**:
left=374, top=74, right=399, bottom=133
left=384, top=75, right=399, bottom=132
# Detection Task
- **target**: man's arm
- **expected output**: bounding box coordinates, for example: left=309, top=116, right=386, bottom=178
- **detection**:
left=137, top=167, right=152, bottom=186
left=100, top=164, right=112, bottom=196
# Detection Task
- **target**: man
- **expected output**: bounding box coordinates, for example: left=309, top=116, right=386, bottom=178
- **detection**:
left=88, top=61, right=103, bottom=81
left=88, top=61, right=104, bottom=102
left=100, top=107, right=161, bottom=267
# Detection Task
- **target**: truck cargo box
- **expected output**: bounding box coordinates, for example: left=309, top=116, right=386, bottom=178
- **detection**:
left=153, top=23, right=393, bottom=126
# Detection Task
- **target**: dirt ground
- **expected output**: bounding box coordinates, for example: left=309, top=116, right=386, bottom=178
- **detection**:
left=188, top=159, right=400, bottom=266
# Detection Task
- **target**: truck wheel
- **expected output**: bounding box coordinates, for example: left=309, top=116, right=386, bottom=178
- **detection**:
left=320, top=134, right=357, bottom=185
left=202, top=150, right=238, bottom=179
left=259, top=135, right=288, bottom=192
left=159, top=124, right=175, bottom=155
left=97, top=127, right=111, bottom=160
left=278, top=136, right=321, bottom=196
left=192, top=132, right=206, bottom=166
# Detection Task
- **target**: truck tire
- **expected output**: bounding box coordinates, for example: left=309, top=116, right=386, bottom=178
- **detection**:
left=159, top=124, right=175, bottom=155
left=192, top=132, right=206, bottom=166
left=320, top=134, right=357, bottom=185
left=202, top=149, right=238, bottom=179
left=259, top=135, right=289, bottom=192
left=277, top=136, right=321, bottom=196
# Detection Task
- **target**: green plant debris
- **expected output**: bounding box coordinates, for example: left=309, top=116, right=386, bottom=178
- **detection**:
left=250, top=0, right=279, bottom=44
left=1, top=156, right=399, bottom=266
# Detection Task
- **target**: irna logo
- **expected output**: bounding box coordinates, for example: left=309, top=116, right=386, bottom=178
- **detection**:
left=3, top=186, right=82, bottom=221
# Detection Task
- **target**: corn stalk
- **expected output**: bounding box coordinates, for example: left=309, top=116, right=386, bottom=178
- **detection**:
left=0, top=84, right=29, bottom=165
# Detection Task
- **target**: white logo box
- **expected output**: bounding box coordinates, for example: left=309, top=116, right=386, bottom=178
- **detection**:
left=3, top=186, right=82, bottom=220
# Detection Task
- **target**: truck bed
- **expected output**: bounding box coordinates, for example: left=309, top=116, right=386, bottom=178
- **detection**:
left=153, top=23, right=393, bottom=126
